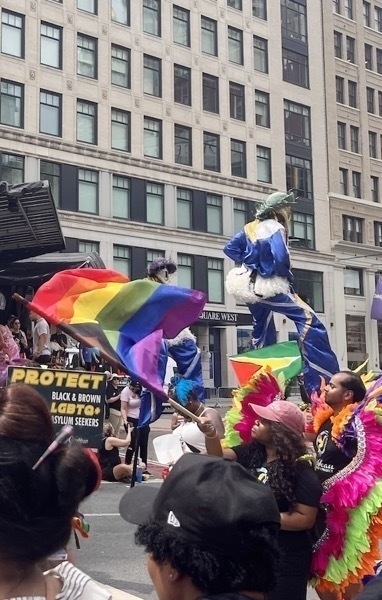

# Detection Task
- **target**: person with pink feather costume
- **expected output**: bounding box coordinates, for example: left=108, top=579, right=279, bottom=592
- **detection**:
left=198, top=369, right=322, bottom=600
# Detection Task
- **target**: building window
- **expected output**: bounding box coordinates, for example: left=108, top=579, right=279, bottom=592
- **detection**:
left=282, top=48, right=309, bottom=88
left=40, top=91, right=61, bottom=136
left=207, top=194, right=222, bottom=234
left=0, top=80, right=23, bottom=128
left=173, top=6, right=190, bottom=46
left=41, top=23, right=62, bottom=69
left=201, top=16, right=217, bottom=56
left=346, top=315, right=366, bottom=367
left=348, top=81, right=357, bottom=108
left=146, top=182, right=164, bottom=225
left=111, top=108, right=130, bottom=152
left=257, top=146, right=271, bottom=183
left=77, top=0, right=97, bottom=14
left=350, top=125, right=359, bottom=153
left=363, top=1, right=371, bottom=26
left=41, top=160, right=61, bottom=207
left=376, top=49, right=382, bottom=74
left=204, top=132, right=220, bottom=172
left=281, top=0, right=307, bottom=43
left=77, top=100, right=97, bottom=144
left=293, top=270, right=323, bottom=312
left=174, top=65, right=191, bottom=106
left=174, top=124, right=192, bottom=166
left=369, top=131, right=377, bottom=158
left=229, top=82, right=245, bottom=120
left=231, top=139, right=246, bottom=178
left=379, top=92, right=382, bottom=117
left=343, top=215, right=363, bottom=243
left=111, top=45, right=130, bottom=88
left=374, top=222, right=382, bottom=246
left=335, top=76, right=344, bottom=103
left=143, top=55, right=161, bottom=97
left=371, top=176, right=379, bottom=203
left=253, top=36, right=268, bottom=73
left=228, top=26, right=243, bottom=65
left=253, top=0, right=267, bottom=19
left=376, top=6, right=382, bottom=32
left=290, top=212, right=314, bottom=250
left=144, top=117, right=162, bottom=159
left=111, top=0, right=130, bottom=26
left=177, top=188, right=192, bottom=229
left=255, top=90, right=270, bottom=127
left=1, top=153, right=24, bottom=184
left=143, top=0, right=161, bottom=37
left=333, top=0, right=339, bottom=13
left=78, top=169, right=98, bottom=214
left=346, top=36, right=355, bottom=63
left=344, top=0, right=353, bottom=19
left=208, top=258, right=224, bottom=303
left=112, top=175, right=130, bottom=219
left=77, top=34, right=97, bottom=79
left=339, top=168, right=348, bottom=195
left=228, top=0, right=242, bottom=9
left=344, top=271, right=363, bottom=297
left=284, top=101, right=311, bottom=147
left=113, top=245, right=131, bottom=276
left=1, top=10, right=24, bottom=58
left=338, top=122, right=346, bottom=149
left=79, top=240, right=99, bottom=253
left=366, top=87, right=375, bottom=113
left=286, top=155, right=312, bottom=200
left=352, top=171, right=361, bottom=198
left=177, top=254, right=193, bottom=288
left=365, top=44, right=372, bottom=69
left=233, top=199, right=247, bottom=232
left=334, top=31, right=342, bottom=58
left=203, top=74, right=219, bottom=114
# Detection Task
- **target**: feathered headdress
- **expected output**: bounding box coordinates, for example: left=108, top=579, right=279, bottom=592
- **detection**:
left=223, top=367, right=284, bottom=447
left=255, top=190, right=297, bottom=220
left=171, top=376, right=196, bottom=407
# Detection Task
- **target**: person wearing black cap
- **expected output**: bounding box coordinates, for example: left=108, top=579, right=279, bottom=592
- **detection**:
left=119, top=453, right=281, bottom=600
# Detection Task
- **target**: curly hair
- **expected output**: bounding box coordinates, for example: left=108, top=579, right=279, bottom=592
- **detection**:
left=236, top=421, right=310, bottom=507
left=136, top=519, right=280, bottom=595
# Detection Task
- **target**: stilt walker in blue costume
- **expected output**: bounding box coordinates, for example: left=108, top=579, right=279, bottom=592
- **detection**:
left=146, top=259, right=205, bottom=402
left=224, top=191, right=339, bottom=394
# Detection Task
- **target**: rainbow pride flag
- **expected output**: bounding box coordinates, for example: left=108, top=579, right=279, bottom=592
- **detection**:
left=230, top=341, right=302, bottom=385
left=25, top=269, right=205, bottom=398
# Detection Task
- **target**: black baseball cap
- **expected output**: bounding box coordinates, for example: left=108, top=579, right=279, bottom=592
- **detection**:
left=119, top=454, right=280, bottom=552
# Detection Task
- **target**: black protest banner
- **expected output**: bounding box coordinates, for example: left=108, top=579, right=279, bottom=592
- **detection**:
left=7, top=367, right=106, bottom=447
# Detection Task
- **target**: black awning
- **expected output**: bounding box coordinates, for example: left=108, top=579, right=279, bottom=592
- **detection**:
left=0, top=252, right=105, bottom=286
left=0, top=180, right=65, bottom=266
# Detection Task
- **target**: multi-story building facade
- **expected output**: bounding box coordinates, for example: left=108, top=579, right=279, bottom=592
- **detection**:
left=323, top=0, right=382, bottom=373
left=0, top=0, right=345, bottom=389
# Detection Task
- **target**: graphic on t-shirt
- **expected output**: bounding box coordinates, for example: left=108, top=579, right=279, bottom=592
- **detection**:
left=256, top=466, right=269, bottom=484
left=315, top=430, right=329, bottom=456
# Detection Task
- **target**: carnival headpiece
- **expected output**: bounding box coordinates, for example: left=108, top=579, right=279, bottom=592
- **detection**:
left=224, top=367, right=285, bottom=447
left=147, top=258, right=177, bottom=284
left=255, top=190, right=297, bottom=221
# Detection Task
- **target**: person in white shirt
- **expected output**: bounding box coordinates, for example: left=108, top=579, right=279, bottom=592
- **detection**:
left=121, top=380, right=150, bottom=472
left=30, top=311, right=51, bottom=365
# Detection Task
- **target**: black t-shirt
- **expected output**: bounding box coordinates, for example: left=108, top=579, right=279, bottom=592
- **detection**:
left=98, top=438, right=121, bottom=470
left=200, top=594, right=260, bottom=600
left=314, top=419, right=357, bottom=484
left=106, top=382, right=121, bottom=411
left=232, top=442, right=322, bottom=564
